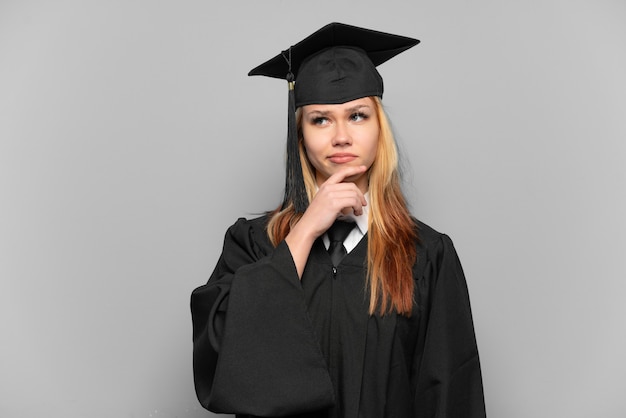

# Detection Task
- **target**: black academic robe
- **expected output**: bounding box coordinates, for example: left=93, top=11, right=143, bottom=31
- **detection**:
left=191, top=215, right=486, bottom=418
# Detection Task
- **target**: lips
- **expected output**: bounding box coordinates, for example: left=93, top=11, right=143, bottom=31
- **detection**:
left=328, top=153, right=357, bottom=164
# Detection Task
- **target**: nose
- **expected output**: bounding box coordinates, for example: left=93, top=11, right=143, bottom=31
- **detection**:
left=332, top=121, right=352, bottom=146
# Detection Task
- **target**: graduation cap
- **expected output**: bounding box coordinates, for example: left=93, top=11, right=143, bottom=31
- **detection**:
left=249, top=22, right=419, bottom=213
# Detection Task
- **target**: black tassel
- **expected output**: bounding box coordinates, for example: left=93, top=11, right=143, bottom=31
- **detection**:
left=282, top=49, right=309, bottom=213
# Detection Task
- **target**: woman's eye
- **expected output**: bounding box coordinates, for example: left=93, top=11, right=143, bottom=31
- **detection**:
left=312, top=117, right=329, bottom=126
left=350, top=112, right=368, bottom=122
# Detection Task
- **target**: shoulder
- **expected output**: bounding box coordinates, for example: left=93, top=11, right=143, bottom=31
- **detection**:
left=412, top=218, right=460, bottom=271
left=413, top=218, right=452, bottom=247
left=222, top=214, right=274, bottom=255
left=227, top=214, right=271, bottom=233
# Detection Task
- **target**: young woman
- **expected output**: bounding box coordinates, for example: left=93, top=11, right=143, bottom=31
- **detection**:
left=191, top=23, right=486, bottom=418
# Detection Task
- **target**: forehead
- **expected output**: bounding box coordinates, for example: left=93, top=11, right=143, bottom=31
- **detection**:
left=302, top=97, right=375, bottom=113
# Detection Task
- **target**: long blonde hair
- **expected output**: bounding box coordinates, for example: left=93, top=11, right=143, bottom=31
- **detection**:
left=267, top=97, right=418, bottom=316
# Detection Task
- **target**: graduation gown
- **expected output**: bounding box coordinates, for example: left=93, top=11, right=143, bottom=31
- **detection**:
left=191, top=215, right=486, bottom=418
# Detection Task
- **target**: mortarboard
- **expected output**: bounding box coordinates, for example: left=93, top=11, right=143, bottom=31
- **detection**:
left=249, top=22, right=419, bottom=213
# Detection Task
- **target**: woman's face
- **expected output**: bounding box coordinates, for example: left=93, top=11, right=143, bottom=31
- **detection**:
left=301, top=97, right=380, bottom=192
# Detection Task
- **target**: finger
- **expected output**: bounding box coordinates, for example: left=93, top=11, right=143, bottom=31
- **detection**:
left=328, top=192, right=366, bottom=216
left=325, top=165, right=367, bottom=185
left=319, top=183, right=367, bottom=207
left=339, top=197, right=365, bottom=216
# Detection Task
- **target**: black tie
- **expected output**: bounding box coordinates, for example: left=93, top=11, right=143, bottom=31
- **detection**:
left=327, top=221, right=355, bottom=267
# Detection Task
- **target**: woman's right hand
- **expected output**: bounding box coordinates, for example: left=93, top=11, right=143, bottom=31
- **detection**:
left=298, top=165, right=368, bottom=240
left=285, top=165, right=367, bottom=278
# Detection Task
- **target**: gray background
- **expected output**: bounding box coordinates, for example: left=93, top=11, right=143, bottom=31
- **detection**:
left=1, top=1, right=625, bottom=417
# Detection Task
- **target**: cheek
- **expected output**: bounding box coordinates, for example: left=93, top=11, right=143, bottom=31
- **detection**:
left=302, top=131, right=323, bottom=160
left=301, top=139, right=321, bottom=174
left=364, top=129, right=380, bottom=161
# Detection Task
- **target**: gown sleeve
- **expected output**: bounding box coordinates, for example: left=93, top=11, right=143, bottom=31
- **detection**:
left=190, top=218, right=335, bottom=416
left=412, top=233, right=486, bottom=417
